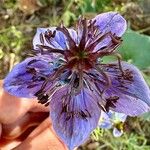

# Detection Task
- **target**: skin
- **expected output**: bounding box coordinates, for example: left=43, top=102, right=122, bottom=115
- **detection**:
left=0, top=81, right=67, bottom=150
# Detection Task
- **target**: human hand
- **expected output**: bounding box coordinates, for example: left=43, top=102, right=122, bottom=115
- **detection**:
left=0, top=80, right=67, bottom=150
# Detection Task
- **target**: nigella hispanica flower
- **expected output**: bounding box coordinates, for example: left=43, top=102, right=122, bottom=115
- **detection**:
left=4, top=12, right=150, bottom=150
left=99, top=111, right=127, bottom=137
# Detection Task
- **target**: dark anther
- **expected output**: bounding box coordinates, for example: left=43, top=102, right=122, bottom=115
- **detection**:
left=61, top=104, right=68, bottom=114
left=35, top=89, right=49, bottom=105
left=31, top=76, right=46, bottom=82
left=64, top=109, right=91, bottom=121
left=79, top=110, right=88, bottom=120
left=110, top=33, right=122, bottom=44
left=37, top=76, right=46, bottom=81
left=85, top=109, right=91, bottom=117
left=73, top=77, right=80, bottom=88
left=34, top=89, right=43, bottom=97
left=88, top=19, right=96, bottom=30
left=27, top=59, right=39, bottom=66
left=40, top=33, right=44, bottom=44
left=44, top=30, right=56, bottom=44
left=52, top=30, right=56, bottom=38
left=27, top=84, right=39, bottom=89
left=65, top=111, right=74, bottom=121
left=37, top=94, right=49, bottom=104
left=105, top=96, right=119, bottom=112
left=26, top=67, right=36, bottom=74
left=122, top=69, right=133, bottom=81
left=44, top=102, right=50, bottom=107
left=97, top=102, right=106, bottom=112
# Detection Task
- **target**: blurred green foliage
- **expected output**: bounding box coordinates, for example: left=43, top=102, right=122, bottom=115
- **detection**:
left=0, top=0, right=150, bottom=149
left=119, top=29, right=150, bottom=69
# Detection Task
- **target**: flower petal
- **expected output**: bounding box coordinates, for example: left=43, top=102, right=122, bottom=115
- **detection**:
left=99, top=111, right=112, bottom=129
left=97, top=62, right=150, bottom=116
left=113, top=112, right=127, bottom=122
left=50, top=86, right=101, bottom=150
left=4, top=56, right=54, bottom=98
left=109, top=91, right=149, bottom=116
left=88, top=12, right=126, bottom=52
left=33, top=27, right=65, bottom=49
left=113, top=128, right=123, bottom=137
left=93, top=12, right=127, bottom=36
left=33, top=27, right=77, bottom=50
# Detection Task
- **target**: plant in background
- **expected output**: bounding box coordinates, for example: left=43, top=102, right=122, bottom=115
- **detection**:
left=99, top=110, right=127, bottom=137
left=4, top=12, right=150, bottom=150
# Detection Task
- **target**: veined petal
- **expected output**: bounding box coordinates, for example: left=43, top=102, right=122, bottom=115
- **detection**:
left=4, top=56, right=55, bottom=98
left=33, top=27, right=66, bottom=49
left=68, top=28, right=78, bottom=44
left=50, top=86, right=101, bottom=150
left=33, top=27, right=77, bottom=50
left=89, top=12, right=126, bottom=52
left=103, top=62, right=150, bottom=116
left=110, top=92, right=149, bottom=116
left=93, top=12, right=127, bottom=37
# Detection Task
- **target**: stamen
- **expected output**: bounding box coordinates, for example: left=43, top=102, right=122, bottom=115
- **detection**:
left=78, top=18, right=87, bottom=50
left=122, top=69, right=133, bottom=81
left=95, top=42, right=121, bottom=58
left=27, top=59, right=40, bottom=66
left=27, top=84, right=39, bottom=88
left=85, top=109, right=92, bottom=117
left=110, top=33, right=122, bottom=44
left=40, top=33, right=44, bottom=45
left=88, top=19, right=96, bottom=31
left=40, top=65, right=67, bottom=91
left=37, top=45, right=65, bottom=55
left=61, top=104, right=69, bottom=113
left=86, top=32, right=111, bottom=51
left=79, top=110, right=88, bottom=120
left=95, top=66, right=111, bottom=93
left=109, top=53, right=133, bottom=82
left=97, top=102, right=107, bottom=112
left=64, top=110, right=90, bottom=121
left=26, top=67, right=36, bottom=75
left=83, top=77, right=94, bottom=92
left=34, top=89, right=50, bottom=105
left=114, top=53, right=124, bottom=76
left=38, top=94, right=49, bottom=104
left=44, top=102, right=50, bottom=107
left=74, top=70, right=83, bottom=94
left=44, top=30, right=56, bottom=44
left=105, top=96, right=119, bottom=112
left=56, top=26, right=77, bottom=50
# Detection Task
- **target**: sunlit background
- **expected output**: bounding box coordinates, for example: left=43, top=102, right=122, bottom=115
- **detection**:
left=0, top=0, right=150, bottom=149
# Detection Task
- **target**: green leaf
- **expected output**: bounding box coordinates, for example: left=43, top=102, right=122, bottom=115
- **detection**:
left=143, top=72, right=150, bottom=86
left=141, top=112, right=150, bottom=121
left=119, top=30, right=150, bottom=69
left=62, top=10, right=76, bottom=26
left=0, top=49, right=4, bottom=59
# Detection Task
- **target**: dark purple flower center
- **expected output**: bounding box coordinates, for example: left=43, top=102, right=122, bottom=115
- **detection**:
left=30, top=17, right=134, bottom=111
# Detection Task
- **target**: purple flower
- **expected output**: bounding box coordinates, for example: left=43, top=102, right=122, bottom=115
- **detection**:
left=99, top=110, right=127, bottom=137
left=4, top=12, right=150, bottom=150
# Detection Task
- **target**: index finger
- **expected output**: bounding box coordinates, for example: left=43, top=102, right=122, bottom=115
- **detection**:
left=0, top=80, right=48, bottom=124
